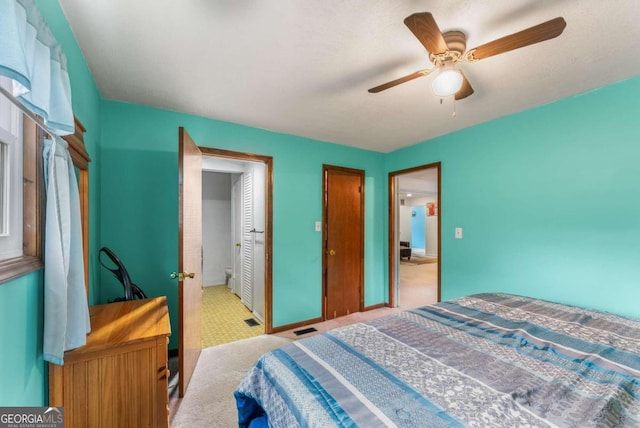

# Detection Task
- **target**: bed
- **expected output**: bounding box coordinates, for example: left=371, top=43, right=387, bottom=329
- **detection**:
left=235, top=293, right=640, bottom=427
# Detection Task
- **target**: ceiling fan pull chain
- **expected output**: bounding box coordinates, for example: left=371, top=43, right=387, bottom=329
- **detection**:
left=452, top=98, right=457, bottom=117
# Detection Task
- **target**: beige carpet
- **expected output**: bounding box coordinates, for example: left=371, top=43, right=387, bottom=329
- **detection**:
left=171, top=335, right=292, bottom=427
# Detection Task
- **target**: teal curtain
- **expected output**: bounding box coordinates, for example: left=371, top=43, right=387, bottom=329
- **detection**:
left=0, top=0, right=87, bottom=364
left=42, top=137, right=89, bottom=365
left=0, top=0, right=74, bottom=135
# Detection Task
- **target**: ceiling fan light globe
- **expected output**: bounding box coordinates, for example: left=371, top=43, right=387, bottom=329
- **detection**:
left=431, top=69, right=463, bottom=97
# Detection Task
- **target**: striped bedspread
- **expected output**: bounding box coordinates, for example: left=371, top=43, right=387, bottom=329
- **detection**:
left=234, top=293, right=640, bottom=427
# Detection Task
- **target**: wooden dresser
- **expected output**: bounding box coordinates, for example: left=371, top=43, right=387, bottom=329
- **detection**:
left=49, top=297, right=171, bottom=428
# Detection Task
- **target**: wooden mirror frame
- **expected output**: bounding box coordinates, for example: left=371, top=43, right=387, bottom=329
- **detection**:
left=62, top=117, right=91, bottom=293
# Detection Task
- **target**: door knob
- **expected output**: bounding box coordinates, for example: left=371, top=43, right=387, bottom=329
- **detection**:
left=328, top=249, right=336, bottom=256
left=235, top=243, right=241, bottom=247
left=170, top=271, right=195, bottom=281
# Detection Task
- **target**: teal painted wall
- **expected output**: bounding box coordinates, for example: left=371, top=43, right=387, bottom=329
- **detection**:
left=0, top=272, right=44, bottom=404
left=386, top=76, right=640, bottom=319
left=0, top=1, right=101, bottom=405
left=99, top=101, right=386, bottom=349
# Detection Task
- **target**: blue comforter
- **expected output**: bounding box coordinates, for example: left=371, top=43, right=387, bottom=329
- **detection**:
left=235, top=293, right=640, bottom=427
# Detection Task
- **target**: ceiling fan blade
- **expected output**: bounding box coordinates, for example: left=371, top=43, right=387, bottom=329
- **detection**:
left=469, top=17, right=566, bottom=60
left=368, top=68, right=433, bottom=93
left=455, top=71, right=474, bottom=100
left=404, top=12, right=448, bottom=54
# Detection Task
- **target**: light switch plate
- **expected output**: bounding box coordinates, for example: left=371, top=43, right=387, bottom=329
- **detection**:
left=315, top=221, right=322, bottom=232
left=455, top=227, right=463, bottom=239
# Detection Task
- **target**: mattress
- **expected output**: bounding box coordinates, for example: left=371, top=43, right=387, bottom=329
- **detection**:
left=235, top=293, right=640, bottom=427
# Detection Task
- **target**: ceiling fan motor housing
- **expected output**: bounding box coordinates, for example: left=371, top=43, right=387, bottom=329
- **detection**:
left=430, top=31, right=466, bottom=65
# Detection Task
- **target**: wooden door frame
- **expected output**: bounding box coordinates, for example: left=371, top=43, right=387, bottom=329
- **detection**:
left=388, top=162, right=441, bottom=307
left=200, top=147, right=274, bottom=333
left=322, top=164, right=365, bottom=320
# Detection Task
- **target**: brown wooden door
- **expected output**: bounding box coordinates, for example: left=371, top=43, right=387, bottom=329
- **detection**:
left=323, top=165, right=364, bottom=319
left=178, top=127, right=202, bottom=397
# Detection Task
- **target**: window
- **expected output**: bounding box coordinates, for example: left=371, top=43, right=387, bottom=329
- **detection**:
left=0, top=136, right=8, bottom=233
left=0, top=77, right=43, bottom=283
left=0, top=77, right=23, bottom=260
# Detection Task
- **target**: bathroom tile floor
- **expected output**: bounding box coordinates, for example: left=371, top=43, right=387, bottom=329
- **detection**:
left=201, top=285, right=264, bottom=348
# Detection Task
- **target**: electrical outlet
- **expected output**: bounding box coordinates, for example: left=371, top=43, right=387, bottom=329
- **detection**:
left=455, top=227, right=463, bottom=239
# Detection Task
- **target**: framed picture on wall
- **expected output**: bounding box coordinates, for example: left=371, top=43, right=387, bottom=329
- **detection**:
left=427, top=202, right=437, bottom=216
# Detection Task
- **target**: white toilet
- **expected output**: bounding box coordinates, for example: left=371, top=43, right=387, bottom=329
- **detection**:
left=224, top=267, right=232, bottom=286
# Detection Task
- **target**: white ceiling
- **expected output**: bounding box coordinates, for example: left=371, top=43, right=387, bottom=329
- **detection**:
left=398, top=168, right=438, bottom=196
left=58, top=0, right=640, bottom=153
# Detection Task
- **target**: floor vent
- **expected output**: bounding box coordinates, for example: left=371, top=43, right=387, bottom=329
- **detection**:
left=293, top=327, right=318, bottom=336
left=244, top=318, right=260, bottom=327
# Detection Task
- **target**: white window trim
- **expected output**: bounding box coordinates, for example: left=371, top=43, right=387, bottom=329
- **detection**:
left=0, top=77, right=23, bottom=260
left=0, top=140, right=8, bottom=234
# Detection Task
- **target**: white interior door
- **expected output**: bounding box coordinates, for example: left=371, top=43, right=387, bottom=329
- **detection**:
left=231, top=174, right=243, bottom=296
left=251, top=163, right=266, bottom=322
left=241, top=170, right=254, bottom=310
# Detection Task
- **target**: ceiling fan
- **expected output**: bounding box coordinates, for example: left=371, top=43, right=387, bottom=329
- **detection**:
left=368, top=12, right=567, bottom=100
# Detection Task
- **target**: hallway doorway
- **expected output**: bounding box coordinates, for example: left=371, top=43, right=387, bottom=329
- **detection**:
left=389, top=163, right=441, bottom=309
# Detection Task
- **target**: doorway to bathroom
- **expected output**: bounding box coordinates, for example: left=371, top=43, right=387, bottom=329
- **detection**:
left=200, top=148, right=272, bottom=347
